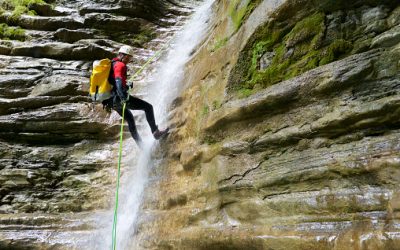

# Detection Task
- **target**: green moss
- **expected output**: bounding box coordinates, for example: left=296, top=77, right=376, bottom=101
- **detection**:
left=201, top=105, right=209, bottom=116
left=228, top=0, right=262, bottom=32
left=245, top=42, right=292, bottom=89
left=234, top=12, right=330, bottom=95
left=211, top=37, right=229, bottom=52
left=249, top=41, right=271, bottom=74
left=237, top=88, right=254, bottom=98
left=244, top=30, right=285, bottom=87
left=10, top=5, right=34, bottom=20
left=228, top=4, right=372, bottom=98
left=133, top=28, right=156, bottom=47
left=285, top=12, right=325, bottom=48
left=202, top=135, right=218, bottom=145
left=0, top=23, right=25, bottom=40
left=252, top=58, right=291, bottom=88
left=212, top=100, right=222, bottom=110
left=319, top=39, right=353, bottom=65
left=288, top=49, right=320, bottom=75
left=1, top=0, right=46, bottom=18
left=229, top=0, right=248, bottom=31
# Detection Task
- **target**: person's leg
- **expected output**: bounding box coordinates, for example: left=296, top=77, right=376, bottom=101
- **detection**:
left=115, top=105, right=143, bottom=146
left=126, top=96, right=158, bottom=133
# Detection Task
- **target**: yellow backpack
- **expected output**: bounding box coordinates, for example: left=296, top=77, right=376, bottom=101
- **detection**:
left=89, top=59, right=114, bottom=102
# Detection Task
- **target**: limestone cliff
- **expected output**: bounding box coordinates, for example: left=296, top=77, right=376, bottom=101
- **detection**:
left=0, top=0, right=186, bottom=248
left=135, top=0, right=400, bottom=249
left=0, top=0, right=400, bottom=249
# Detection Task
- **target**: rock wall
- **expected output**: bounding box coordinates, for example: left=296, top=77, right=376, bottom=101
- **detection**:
left=135, top=0, right=400, bottom=249
left=1, top=0, right=399, bottom=249
left=0, top=0, right=185, bottom=248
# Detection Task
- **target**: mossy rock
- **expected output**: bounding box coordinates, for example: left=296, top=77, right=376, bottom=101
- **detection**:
left=1, top=0, right=47, bottom=20
left=0, top=23, right=25, bottom=41
left=28, top=2, right=59, bottom=16
left=228, top=0, right=262, bottom=32
left=319, top=39, right=353, bottom=65
left=210, top=37, right=229, bottom=52
left=285, top=12, right=325, bottom=48
left=242, top=12, right=330, bottom=90
left=227, top=2, right=400, bottom=98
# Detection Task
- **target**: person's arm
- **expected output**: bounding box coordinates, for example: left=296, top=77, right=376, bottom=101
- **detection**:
left=113, top=62, right=128, bottom=101
left=115, top=78, right=127, bottom=101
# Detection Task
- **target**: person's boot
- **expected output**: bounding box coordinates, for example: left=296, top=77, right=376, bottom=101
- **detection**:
left=153, top=128, right=169, bottom=140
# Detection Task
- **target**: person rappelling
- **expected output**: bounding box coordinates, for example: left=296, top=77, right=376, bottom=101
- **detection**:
left=90, top=45, right=169, bottom=148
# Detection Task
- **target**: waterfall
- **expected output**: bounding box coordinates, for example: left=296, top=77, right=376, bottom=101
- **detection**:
left=147, top=0, right=215, bottom=123
left=90, top=0, right=215, bottom=249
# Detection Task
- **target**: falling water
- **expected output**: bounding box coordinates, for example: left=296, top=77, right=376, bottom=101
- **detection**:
left=147, top=0, right=215, bottom=122
left=102, top=0, right=215, bottom=249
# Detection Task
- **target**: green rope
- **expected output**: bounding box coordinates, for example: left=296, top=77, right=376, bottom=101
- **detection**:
left=111, top=102, right=126, bottom=250
left=109, top=34, right=176, bottom=250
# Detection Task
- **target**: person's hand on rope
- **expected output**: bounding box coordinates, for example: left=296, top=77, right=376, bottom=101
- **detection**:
left=120, top=94, right=130, bottom=105
left=115, top=77, right=129, bottom=104
left=127, top=81, right=133, bottom=89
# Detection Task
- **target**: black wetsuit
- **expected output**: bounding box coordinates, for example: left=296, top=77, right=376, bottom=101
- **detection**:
left=103, top=58, right=158, bottom=145
left=112, top=94, right=158, bottom=144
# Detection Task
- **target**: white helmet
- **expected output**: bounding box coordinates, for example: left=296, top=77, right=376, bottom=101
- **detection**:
left=118, top=45, right=134, bottom=57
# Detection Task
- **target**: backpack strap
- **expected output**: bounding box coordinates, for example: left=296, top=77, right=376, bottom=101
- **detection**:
left=108, top=58, right=119, bottom=87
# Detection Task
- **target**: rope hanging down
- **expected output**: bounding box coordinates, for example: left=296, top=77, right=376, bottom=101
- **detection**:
left=111, top=101, right=126, bottom=250
left=110, top=35, right=176, bottom=250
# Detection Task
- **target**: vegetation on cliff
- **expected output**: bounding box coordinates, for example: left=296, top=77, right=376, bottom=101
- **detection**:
left=229, top=0, right=261, bottom=31
left=0, top=0, right=47, bottom=17
left=248, top=13, right=350, bottom=89
left=211, top=0, right=262, bottom=53
left=228, top=3, right=399, bottom=98
left=0, top=23, right=25, bottom=40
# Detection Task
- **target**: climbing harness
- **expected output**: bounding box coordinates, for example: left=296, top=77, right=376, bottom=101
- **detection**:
left=110, top=35, right=176, bottom=250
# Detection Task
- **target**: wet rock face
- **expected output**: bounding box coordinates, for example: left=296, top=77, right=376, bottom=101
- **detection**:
left=135, top=0, right=400, bottom=249
left=0, top=0, right=171, bottom=59
left=0, top=54, right=118, bottom=215
left=0, top=140, right=115, bottom=213
left=0, top=0, right=181, bottom=248
left=0, top=55, right=118, bottom=144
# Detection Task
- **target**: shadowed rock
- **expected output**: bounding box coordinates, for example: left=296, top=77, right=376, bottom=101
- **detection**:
left=53, top=28, right=95, bottom=43
left=0, top=0, right=183, bottom=247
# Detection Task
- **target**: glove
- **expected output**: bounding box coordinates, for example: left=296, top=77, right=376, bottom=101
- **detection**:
left=127, top=81, right=133, bottom=89
left=102, top=99, right=112, bottom=113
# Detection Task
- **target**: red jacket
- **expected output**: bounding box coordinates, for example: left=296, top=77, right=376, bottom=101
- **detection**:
left=111, top=58, right=127, bottom=88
